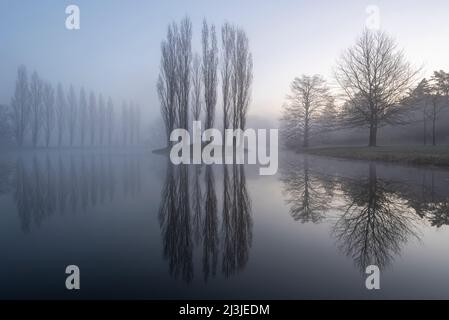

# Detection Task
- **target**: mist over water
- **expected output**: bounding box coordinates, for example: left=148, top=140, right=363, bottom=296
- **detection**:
left=0, top=150, right=448, bottom=299
left=2, top=0, right=449, bottom=302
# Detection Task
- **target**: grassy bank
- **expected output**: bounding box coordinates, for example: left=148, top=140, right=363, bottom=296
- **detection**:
left=302, top=145, right=449, bottom=167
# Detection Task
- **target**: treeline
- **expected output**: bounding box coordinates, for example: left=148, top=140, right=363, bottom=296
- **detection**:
left=157, top=17, right=253, bottom=146
left=281, top=29, right=449, bottom=149
left=281, top=156, right=449, bottom=271
left=0, top=154, right=141, bottom=233
left=0, top=65, right=142, bottom=147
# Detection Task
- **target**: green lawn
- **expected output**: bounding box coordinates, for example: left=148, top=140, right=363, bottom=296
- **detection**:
left=303, top=145, right=449, bottom=167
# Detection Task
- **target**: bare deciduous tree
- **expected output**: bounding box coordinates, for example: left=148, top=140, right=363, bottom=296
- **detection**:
left=79, top=87, right=88, bottom=146
left=221, top=23, right=235, bottom=131
left=281, top=75, right=331, bottom=148
left=231, top=28, right=253, bottom=131
left=121, top=101, right=128, bottom=146
left=42, top=82, right=55, bottom=147
left=409, top=79, right=431, bottom=145
left=191, top=53, right=202, bottom=121
left=10, top=65, right=30, bottom=146
left=98, top=94, right=106, bottom=145
left=56, top=83, right=66, bottom=147
left=106, top=97, right=114, bottom=146
left=158, top=22, right=178, bottom=146
left=202, top=20, right=218, bottom=130
left=428, top=71, right=449, bottom=145
left=135, top=103, right=141, bottom=145
left=67, top=84, right=78, bottom=146
left=88, top=91, right=97, bottom=146
left=176, top=17, right=192, bottom=130
left=335, top=29, right=418, bottom=147
left=30, top=71, right=44, bottom=147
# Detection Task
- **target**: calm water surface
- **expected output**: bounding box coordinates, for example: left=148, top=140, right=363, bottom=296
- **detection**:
left=1, top=149, right=449, bottom=299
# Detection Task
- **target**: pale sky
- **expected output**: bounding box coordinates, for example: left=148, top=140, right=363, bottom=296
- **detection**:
left=1, top=0, right=448, bottom=123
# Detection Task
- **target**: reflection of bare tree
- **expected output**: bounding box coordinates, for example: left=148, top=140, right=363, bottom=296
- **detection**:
left=159, top=163, right=193, bottom=283
left=90, top=155, right=98, bottom=207
left=191, top=166, right=203, bottom=245
left=10, top=153, right=134, bottom=232
left=107, top=156, right=115, bottom=202
left=44, top=155, right=56, bottom=217
left=69, top=156, right=79, bottom=212
left=413, top=172, right=449, bottom=228
left=280, top=157, right=331, bottom=223
left=159, top=163, right=252, bottom=282
left=221, top=165, right=252, bottom=277
left=58, top=156, right=68, bottom=214
left=0, top=160, right=14, bottom=195
left=203, top=166, right=218, bottom=281
left=31, top=156, right=46, bottom=226
left=333, top=163, right=420, bottom=271
left=80, top=155, right=89, bottom=212
left=15, top=159, right=32, bottom=232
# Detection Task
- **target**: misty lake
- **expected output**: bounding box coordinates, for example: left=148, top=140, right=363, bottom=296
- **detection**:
left=1, top=149, right=449, bottom=299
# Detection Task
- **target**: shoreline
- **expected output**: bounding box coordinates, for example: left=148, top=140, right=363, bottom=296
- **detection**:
left=301, top=145, right=449, bottom=167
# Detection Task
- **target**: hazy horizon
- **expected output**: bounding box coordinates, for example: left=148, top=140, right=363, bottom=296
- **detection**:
left=1, top=0, right=449, bottom=126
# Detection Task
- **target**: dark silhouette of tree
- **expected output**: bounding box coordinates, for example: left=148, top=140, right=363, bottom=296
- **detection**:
left=221, top=23, right=235, bottom=131
left=335, top=29, right=418, bottom=147
left=281, top=75, right=331, bottom=148
left=30, top=71, right=44, bottom=147
left=67, top=84, right=78, bottom=147
left=129, top=100, right=135, bottom=145
left=121, top=101, right=128, bottom=146
left=158, top=22, right=178, bottom=147
left=409, top=79, right=431, bottom=145
left=106, top=97, right=114, bottom=146
left=98, top=94, right=106, bottom=146
left=79, top=87, right=88, bottom=146
left=42, top=81, right=55, bottom=147
left=10, top=66, right=30, bottom=146
left=176, top=17, right=192, bottom=130
left=428, top=71, right=449, bottom=145
left=191, top=53, right=202, bottom=122
left=88, top=91, right=97, bottom=146
left=231, top=28, right=253, bottom=131
left=56, top=83, right=66, bottom=147
left=202, top=20, right=218, bottom=130
left=135, top=103, right=141, bottom=145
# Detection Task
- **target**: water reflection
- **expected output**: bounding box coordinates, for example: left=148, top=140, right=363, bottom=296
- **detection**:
left=333, top=163, right=419, bottom=271
left=159, top=163, right=252, bottom=282
left=6, top=153, right=142, bottom=233
left=281, top=156, right=449, bottom=272
left=280, top=157, right=333, bottom=223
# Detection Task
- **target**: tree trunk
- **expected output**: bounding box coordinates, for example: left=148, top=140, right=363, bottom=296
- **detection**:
left=423, top=113, right=427, bottom=146
left=303, top=126, right=309, bottom=148
left=432, top=114, right=436, bottom=146
left=303, top=112, right=310, bottom=148
left=368, top=122, right=377, bottom=147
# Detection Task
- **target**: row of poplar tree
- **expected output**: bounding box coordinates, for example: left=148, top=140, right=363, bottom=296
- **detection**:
left=4, top=65, right=142, bottom=147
